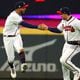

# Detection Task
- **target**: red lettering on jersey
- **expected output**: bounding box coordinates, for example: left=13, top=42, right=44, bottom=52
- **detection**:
left=63, top=26, right=75, bottom=32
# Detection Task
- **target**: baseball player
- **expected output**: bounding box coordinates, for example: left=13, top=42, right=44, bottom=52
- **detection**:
left=3, top=1, right=44, bottom=79
left=41, top=7, right=80, bottom=80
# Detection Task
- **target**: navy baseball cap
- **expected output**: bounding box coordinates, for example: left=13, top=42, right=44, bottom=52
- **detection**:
left=57, top=7, right=71, bottom=15
left=15, top=1, right=29, bottom=9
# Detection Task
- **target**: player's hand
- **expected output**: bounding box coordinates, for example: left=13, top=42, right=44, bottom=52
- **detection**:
left=38, top=24, right=48, bottom=30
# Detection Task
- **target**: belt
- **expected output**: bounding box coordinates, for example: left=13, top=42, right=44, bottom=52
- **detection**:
left=67, top=41, right=80, bottom=45
left=3, top=35, right=16, bottom=37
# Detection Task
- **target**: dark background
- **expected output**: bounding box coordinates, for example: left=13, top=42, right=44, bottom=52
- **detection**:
left=0, top=0, right=80, bottom=18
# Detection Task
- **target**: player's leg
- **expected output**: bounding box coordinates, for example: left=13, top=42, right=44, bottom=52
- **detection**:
left=61, top=64, right=70, bottom=80
left=14, top=35, right=27, bottom=72
left=60, top=43, right=80, bottom=80
left=60, top=43, right=71, bottom=80
left=3, top=37, right=16, bottom=78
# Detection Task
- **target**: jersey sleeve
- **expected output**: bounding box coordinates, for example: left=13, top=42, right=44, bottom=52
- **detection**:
left=57, top=20, right=63, bottom=31
left=10, top=15, right=23, bottom=25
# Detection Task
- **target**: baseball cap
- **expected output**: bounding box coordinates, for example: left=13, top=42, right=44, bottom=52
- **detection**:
left=57, top=7, right=71, bottom=15
left=15, top=1, right=29, bottom=9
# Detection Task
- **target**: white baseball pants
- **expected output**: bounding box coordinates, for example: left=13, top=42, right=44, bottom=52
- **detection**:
left=60, top=42, right=80, bottom=80
left=3, top=34, right=23, bottom=62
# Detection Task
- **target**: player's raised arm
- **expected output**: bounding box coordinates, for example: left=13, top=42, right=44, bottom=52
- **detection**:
left=48, top=27, right=62, bottom=33
left=37, top=23, right=62, bottom=33
left=19, top=21, right=38, bottom=29
left=19, top=21, right=49, bottom=30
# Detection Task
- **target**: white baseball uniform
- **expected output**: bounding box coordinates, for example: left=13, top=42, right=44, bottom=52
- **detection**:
left=3, top=11, right=23, bottom=62
left=57, top=16, right=80, bottom=80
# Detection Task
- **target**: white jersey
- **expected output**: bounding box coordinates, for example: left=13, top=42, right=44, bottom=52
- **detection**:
left=3, top=11, right=23, bottom=35
left=57, top=16, right=80, bottom=41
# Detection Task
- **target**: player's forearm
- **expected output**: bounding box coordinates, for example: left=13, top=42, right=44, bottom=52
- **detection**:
left=19, top=21, right=38, bottom=28
left=48, top=27, right=62, bottom=33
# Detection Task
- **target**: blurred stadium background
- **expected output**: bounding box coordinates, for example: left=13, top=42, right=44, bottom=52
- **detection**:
left=0, top=0, right=80, bottom=80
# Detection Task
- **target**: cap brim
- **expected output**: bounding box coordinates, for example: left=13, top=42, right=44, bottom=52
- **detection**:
left=56, top=11, right=63, bottom=15
left=22, top=4, right=29, bottom=8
